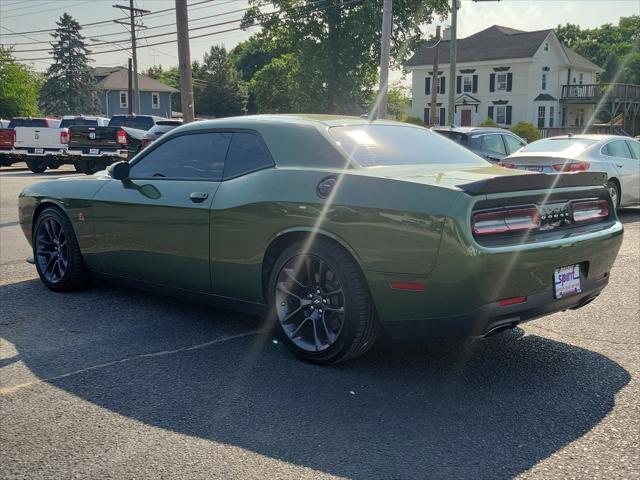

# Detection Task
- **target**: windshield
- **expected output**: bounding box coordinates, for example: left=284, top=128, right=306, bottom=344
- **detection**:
left=521, top=138, right=597, bottom=155
left=328, top=125, right=486, bottom=167
left=60, top=118, right=99, bottom=128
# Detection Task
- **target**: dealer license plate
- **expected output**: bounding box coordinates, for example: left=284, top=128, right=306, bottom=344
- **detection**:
left=524, top=166, right=543, bottom=172
left=34, top=148, right=43, bottom=154
left=89, top=148, right=99, bottom=155
left=554, top=264, right=581, bottom=299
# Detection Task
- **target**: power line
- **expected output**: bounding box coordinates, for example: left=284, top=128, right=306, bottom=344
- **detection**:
left=1, top=0, right=96, bottom=19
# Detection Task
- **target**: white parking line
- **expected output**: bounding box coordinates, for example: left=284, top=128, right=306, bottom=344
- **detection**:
left=0, top=329, right=264, bottom=396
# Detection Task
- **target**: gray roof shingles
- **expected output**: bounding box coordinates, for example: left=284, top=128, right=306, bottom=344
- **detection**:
left=406, top=25, right=601, bottom=71
left=93, top=66, right=178, bottom=93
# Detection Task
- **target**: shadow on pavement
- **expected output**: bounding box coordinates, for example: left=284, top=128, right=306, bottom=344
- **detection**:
left=0, top=278, right=631, bottom=479
left=618, top=207, right=640, bottom=225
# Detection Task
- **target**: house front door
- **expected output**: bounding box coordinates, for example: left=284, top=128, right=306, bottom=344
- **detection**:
left=461, top=109, right=472, bottom=127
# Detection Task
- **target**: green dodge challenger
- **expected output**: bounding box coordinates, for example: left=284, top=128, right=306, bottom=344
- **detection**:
left=19, top=115, right=623, bottom=363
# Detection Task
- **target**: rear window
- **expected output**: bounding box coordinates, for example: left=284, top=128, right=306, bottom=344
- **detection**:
left=8, top=118, right=48, bottom=128
left=521, top=138, right=597, bottom=155
left=328, top=125, right=486, bottom=167
left=123, top=117, right=155, bottom=130
left=108, top=116, right=126, bottom=127
left=434, top=130, right=468, bottom=146
left=156, top=120, right=182, bottom=126
left=60, top=118, right=99, bottom=128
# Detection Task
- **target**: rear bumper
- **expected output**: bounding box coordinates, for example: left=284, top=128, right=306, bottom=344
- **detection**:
left=67, top=148, right=129, bottom=159
left=382, top=276, right=607, bottom=339
left=14, top=147, right=65, bottom=157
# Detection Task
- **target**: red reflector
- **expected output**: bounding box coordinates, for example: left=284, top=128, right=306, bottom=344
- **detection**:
left=389, top=282, right=426, bottom=292
left=594, top=272, right=608, bottom=281
left=472, top=207, right=540, bottom=235
left=498, top=296, right=527, bottom=306
left=572, top=199, right=609, bottom=222
left=552, top=161, right=590, bottom=172
left=116, top=130, right=127, bottom=145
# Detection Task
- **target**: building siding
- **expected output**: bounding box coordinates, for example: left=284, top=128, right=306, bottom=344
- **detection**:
left=99, top=90, right=173, bottom=118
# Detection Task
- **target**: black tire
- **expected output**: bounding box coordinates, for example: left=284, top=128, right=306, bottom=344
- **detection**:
left=73, top=160, right=87, bottom=174
left=607, top=180, right=620, bottom=210
left=33, top=207, right=91, bottom=292
left=26, top=157, right=46, bottom=173
left=268, top=238, right=380, bottom=364
left=84, top=160, right=103, bottom=175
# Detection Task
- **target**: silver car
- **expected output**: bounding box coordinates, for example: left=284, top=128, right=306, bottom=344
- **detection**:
left=503, top=134, right=640, bottom=208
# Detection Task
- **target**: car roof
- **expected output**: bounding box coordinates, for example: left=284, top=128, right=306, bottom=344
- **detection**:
left=544, top=134, right=630, bottom=142
left=433, top=126, right=515, bottom=134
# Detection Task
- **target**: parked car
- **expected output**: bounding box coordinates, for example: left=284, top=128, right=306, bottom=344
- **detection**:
left=140, top=119, right=183, bottom=149
left=502, top=135, right=640, bottom=208
left=433, top=126, right=526, bottom=161
left=19, top=115, right=623, bottom=364
left=67, top=115, right=165, bottom=174
left=14, top=116, right=109, bottom=173
left=0, top=122, right=16, bottom=167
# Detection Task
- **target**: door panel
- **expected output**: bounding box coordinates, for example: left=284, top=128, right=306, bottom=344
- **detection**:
left=603, top=140, right=640, bottom=205
left=91, top=179, right=219, bottom=292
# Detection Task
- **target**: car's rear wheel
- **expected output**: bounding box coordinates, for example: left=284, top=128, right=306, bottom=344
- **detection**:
left=268, top=239, right=379, bottom=364
left=33, top=207, right=91, bottom=291
left=607, top=180, right=620, bottom=210
left=26, top=157, right=46, bottom=173
left=73, top=160, right=87, bottom=174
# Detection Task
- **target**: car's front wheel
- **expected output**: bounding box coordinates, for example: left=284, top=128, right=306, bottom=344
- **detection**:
left=26, top=157, right=46, bottom=173
left=33, top=207, right=91, bottom=291
left=268, top=239, right=379, bottom=364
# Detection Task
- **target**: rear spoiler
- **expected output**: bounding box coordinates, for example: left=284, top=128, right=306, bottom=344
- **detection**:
left=459, top=171, right=607, bottom=195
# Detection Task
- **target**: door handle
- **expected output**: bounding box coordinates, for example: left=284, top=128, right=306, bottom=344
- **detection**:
left=190, top=192, right=209, bottom=203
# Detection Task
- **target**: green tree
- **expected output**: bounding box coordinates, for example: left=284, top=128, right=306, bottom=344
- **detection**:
left=510, top=121, right=541, bottom=143
left=250, top=53, right=308, bottom=113
left=477, top=118, right=499, bottom=128
left=39, top=13, right=101, bottom=115
left=0, top=47, right=42, bottom=118
left=242, top=0, right=449, bottom=114
left=192, top=45, right=248, bottom=117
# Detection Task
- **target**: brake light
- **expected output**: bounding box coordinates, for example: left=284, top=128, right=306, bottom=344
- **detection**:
left=572, top=199, right=609, bottom=222
left=116, top=130, right=127, bottom=145
left=552, top=161, right=590, bottom=172
left=60, top=130, right=69, bottom=144
left=472, top=207, right=540, bottom=235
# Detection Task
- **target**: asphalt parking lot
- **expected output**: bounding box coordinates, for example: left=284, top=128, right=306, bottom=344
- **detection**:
left=0, top=164, right=638, bottom=480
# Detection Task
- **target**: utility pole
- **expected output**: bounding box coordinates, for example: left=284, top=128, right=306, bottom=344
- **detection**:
left=175, top=0, right=195, bottom=123
left=447, top=0, right=459, bottom=126
left=127, top=58, right=133, bottom=115
left=430, top=25, right=441, bottom=126
left=377, top=0, right=393, bottom=119
left=113, top=2, right=149, bottom=114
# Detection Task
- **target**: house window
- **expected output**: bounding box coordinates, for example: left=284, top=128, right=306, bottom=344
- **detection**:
left=538, top=106, right=546, bottom=128
left=151, top=92, right=160, bottom=109
left=579, top=73, right=584, bottom=85
left=496, top=106, right=507, bottom=124
left=463, top=75, right=473, bottom=93
left=541, top=73, right=547, bottom=91
left=549, top=106, right=555, bottom=127
left=544, top=43, right=549, bottom=51
left=119, top=91, right=128, bottom=108
left=496, top=73, right=508, bottom=91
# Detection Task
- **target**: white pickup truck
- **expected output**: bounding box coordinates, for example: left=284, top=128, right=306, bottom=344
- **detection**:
left=13, top=116, right=109, bottom=173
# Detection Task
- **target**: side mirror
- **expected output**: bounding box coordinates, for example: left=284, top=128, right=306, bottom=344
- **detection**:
left=107, top=161, right=130, bottom=180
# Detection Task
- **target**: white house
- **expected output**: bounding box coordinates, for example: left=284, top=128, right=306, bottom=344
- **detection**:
left=405, top=25, right=603, bottom=131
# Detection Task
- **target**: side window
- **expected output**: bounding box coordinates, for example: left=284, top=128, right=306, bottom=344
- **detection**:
left=223, top=132, right=274, bottom=179
left=626, top=140, right=639, bottom=160
left=481, top=134, right=506, bottom=155
left=604, top=140, right=632, bottom=159
left=503, top=135, right=525, bottom=154
left=131, top=132, right=231, bottom=179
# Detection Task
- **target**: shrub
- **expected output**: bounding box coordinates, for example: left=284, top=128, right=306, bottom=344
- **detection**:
left=400, top=115, right=427, bottom=127
left=477, top=118, right=499, bottom=127
left=510, top=121, right=541, bottom=143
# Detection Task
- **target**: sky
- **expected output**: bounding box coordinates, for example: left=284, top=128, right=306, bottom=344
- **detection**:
left=1, top=0, right=638, bottom=80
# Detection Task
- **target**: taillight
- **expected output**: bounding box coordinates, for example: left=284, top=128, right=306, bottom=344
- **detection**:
left=552, top=161, right=590, bottom=172
left=572, top=199, right=609, bottom=222
left=11, top=129, right=16, bottom=146
left=60, top=130, right=69, bottom=144
left=472, top=207, right=540, bottom=235
left=498, top=162, right=514, bottom=169
left=116, top=130, right=127, bottom=145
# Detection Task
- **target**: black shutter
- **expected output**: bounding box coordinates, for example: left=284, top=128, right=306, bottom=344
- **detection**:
left=440, top=76, right=446, bottom=94
left=507, top=73, right=513, bottom=92
left=489, top=74, right=495, bottom=92
left=472, top=75, right=478, bottom=93
left=424, top=107, right=430, bottom=123
left=456, top=76, right=462, bottom=94
left=439, top=107, right=446, bottom=126
left=506, top=106, right=512, bottom=125
left=488, top=106, right=494, bottom=120
left=425, top=77, right=431, bottom=95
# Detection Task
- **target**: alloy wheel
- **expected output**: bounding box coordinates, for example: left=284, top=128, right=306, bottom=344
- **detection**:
left=274, top=254, right=346, bottom=352
left=35, top=217, right=68, bottom=284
